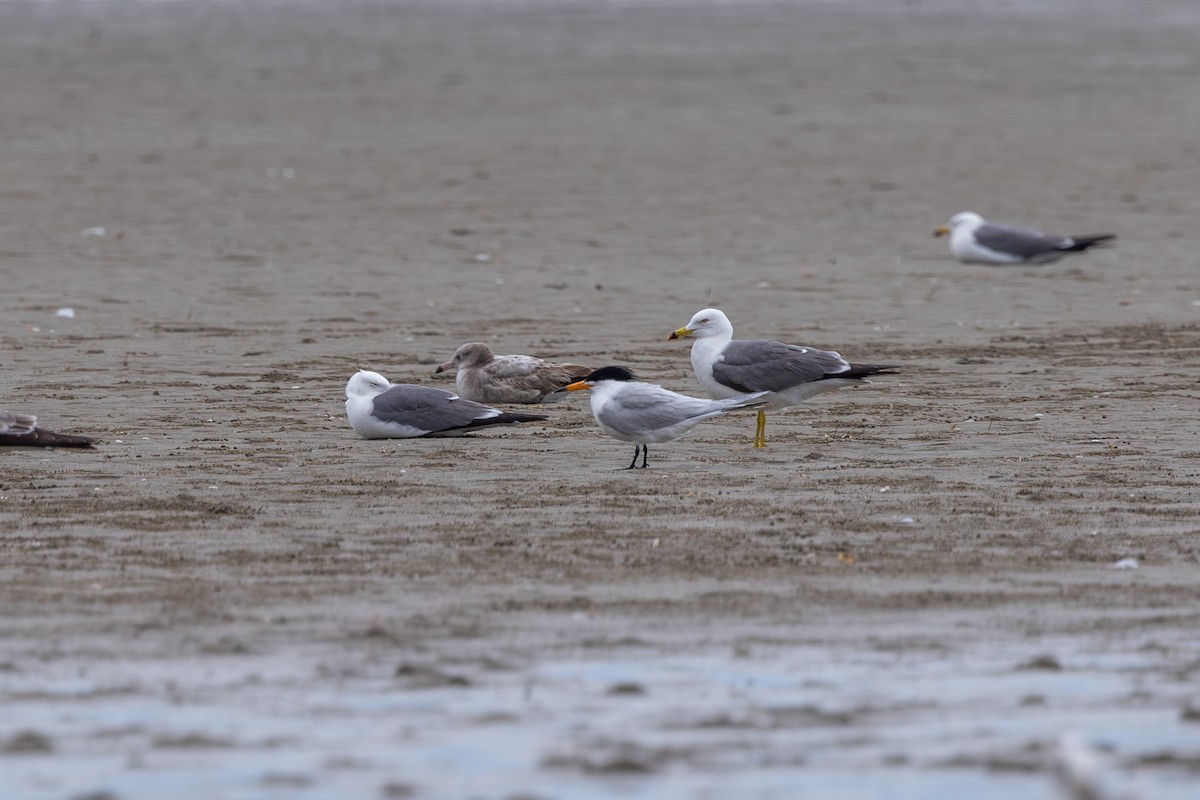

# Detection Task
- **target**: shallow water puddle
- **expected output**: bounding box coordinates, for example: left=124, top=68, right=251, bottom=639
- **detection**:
left=5, top=635, right=1198, bottom=799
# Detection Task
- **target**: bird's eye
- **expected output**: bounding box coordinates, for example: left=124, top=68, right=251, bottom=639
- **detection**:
left=700, top=318, right=708, bottom=324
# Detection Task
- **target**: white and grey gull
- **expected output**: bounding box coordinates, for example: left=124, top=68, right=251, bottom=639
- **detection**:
left=555, top=366, right=769, bottom=469
left=934, top=211, right=1115, bottom=265
left=346, top=370, right=547, bottom=439
left=435, top=342, right=592, bottom=404
left=669, top=308, right=897, bottom=448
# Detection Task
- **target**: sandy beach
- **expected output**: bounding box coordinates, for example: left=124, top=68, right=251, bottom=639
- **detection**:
left=3, top=1, right=1200, bottom=797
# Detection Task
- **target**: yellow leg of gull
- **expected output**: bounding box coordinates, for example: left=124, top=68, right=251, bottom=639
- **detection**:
left=753, top=409, right=767, bottom=448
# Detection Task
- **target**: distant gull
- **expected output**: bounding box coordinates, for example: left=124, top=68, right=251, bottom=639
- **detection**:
left=345, top=370, right=547, bottom=439
left=934, top=211, right=1115, bottom=265
left=0, top=410, right=93, bottom=448
left=669, top=308, right=897, bottom=448
left=555, top=366, right=769, bottom=468
left=435, top=342, right=592, bottom=404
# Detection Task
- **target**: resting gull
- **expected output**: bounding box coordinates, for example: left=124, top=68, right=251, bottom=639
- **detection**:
left=934, top=211, right=1115, bottom=265
left=435, top=342, right=592, bottom=404
left=669, top=308, right=897, bottom=448
left=555, top=366, right=769, bottom=469
left=0, top=410, right=93, bottom=448
left=345, top=370, right=547, bottom=439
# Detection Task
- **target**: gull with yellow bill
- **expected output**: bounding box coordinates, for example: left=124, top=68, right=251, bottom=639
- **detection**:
left=669, top=308, right=897, bottom=448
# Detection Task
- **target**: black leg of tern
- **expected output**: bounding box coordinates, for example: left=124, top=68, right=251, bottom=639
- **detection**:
left=625, top=446, right=641, bottom=470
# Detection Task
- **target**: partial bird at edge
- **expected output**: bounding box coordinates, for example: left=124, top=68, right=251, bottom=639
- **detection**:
left=0, top=410, right=94, bottom=448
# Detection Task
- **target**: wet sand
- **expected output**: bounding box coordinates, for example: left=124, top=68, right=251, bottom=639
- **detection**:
left=3, top=1, right=1200, bottom=797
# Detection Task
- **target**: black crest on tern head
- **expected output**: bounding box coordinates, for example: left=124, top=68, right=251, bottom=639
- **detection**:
left=583, top=366, right=636, bottom=383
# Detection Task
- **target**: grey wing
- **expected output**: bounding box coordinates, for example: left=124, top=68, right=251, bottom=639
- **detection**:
left=372, top=385, right=497, bottom=432
left=0, top=410, right=37, bottom=435
left=599, top=385, right=720, bottom=435
left=973, top=223, right=1069, bottom=259
left=713, top=340, right=850, bottom=393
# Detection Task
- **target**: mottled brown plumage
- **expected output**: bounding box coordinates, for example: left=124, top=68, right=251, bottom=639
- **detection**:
left=435, top=342, right=592, bottom=404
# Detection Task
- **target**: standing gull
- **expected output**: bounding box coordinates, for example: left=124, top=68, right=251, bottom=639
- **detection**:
left=435, top=342, right=592, bottom=404
left=0, top=410, right=93, bottom=448
left=669, top=309, right=897, bottom=448
left=934, top=211, right=1115, bottom=265
left=555, top=366, right=769, bottom=469
left=346, top=370, right=547, bottom=439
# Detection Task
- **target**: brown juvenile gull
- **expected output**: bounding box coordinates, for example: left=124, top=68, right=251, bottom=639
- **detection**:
left=669, top=308, right=897, bottom=449
left=345, top=370, right=547, bottom=439
left=435, top=342, right=592, bottom=404
left=934, top=211, right=1115, bottom=265
left=0, top=410, right=93, bottom=448
left=553, top=366, right=769, bottom=469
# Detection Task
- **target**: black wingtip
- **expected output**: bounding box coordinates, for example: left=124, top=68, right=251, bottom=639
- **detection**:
left=420, top=411, right=548, bottom=438
left=460, top=411, right=549, bottom=429
left=0, top=430, right=95, bottom=448
left=498, top=412, right=550, bottom=424
left=1066, top=234, right=1117, bottom=252
left=838, top=364, right=900, bottom=380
